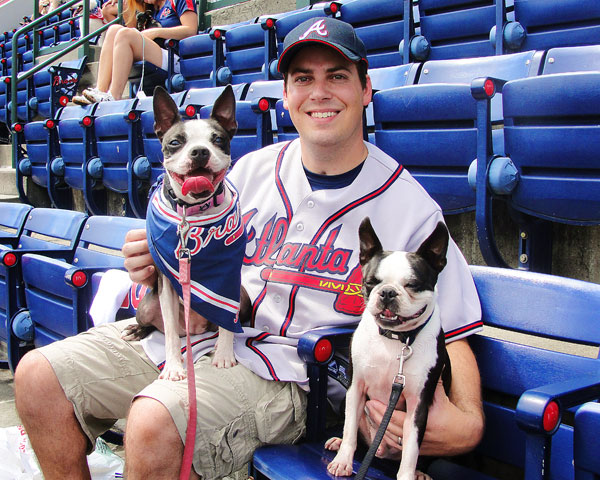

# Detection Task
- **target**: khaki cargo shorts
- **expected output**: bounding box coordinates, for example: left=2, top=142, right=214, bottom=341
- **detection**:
left=39, top=319, right=307, bottom=479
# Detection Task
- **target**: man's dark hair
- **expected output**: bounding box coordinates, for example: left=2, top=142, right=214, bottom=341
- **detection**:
left=283, top=60, right=369, bottom=90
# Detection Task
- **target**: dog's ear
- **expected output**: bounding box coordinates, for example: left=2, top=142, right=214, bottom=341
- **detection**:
left=211, top=85, right=237, bottom=139
left=153, top=86, right=181, bottom=142
left=416, top=222, right=449, bottom=274
left=359, top=217, right=383, bottom=265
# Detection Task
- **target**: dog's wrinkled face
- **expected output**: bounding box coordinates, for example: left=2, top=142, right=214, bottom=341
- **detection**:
left=359, top=218, right=449, bottom=331
left=152, top=85, right=237, bottom=204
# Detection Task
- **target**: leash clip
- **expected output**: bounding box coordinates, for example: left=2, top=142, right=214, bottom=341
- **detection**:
left=394, top=342, right=413, bottom=385
left=177, top=206, right=191, bottom=259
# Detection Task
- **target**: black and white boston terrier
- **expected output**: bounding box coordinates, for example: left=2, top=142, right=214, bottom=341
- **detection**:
left=326, top=217, right=451, bottom=480
left=122, top=85, right=246, bottom=381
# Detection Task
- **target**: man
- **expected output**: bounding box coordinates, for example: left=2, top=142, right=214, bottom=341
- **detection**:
left=14, top=17, right=484, bottom=480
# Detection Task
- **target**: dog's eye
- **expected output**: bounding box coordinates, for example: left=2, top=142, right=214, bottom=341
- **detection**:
left=169, top=139, right=181, bottom=147
left=405, top=282, right=418, bottom=290
left=213, top=135, right=224, bottom=145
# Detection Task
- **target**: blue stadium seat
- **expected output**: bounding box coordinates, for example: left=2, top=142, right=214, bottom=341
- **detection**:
left=499, top=0, right=600, bottom=53
left=53, top=102, right=106, bottom=214
left=0, top=208, right=87, bottom=371
left=174, top=30, right=226, bottom=90
left=574, top=402, right=600, bottom=480
left=199, top=81, right=277, bottom=164
left=220, top=18, right=278, bottom=85
left=373, top=51, right=539, bottom=215
left=92, top=98, right=139, bottom=215
left=0, top=203, right=32, bottom=248
left=414, top=0, right=497, bottom=61
left=252, top=265, right=600, bottom=480
left=17, top=215, right=145, bottom=369
left=471, top=45, right=600, bottom=271
left=338, top=0, right=407, bottom=68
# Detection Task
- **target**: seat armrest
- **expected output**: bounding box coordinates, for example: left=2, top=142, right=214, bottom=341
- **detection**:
left=516, top=376, right=600, bottom=435
left=298, top=326, right=355, bottom=364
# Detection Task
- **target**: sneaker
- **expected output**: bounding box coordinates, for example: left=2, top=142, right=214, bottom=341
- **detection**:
left=82, top=87, right=115, bottom=103
left=72, top=93, right=92, bottom=106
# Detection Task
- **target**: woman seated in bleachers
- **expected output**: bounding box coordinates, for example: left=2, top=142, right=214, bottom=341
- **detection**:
left=73, top=0, right=197, bottom=104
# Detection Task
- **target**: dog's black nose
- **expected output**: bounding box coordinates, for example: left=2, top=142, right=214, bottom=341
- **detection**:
left=379, top=288, right=397, bottom=303
left=190, top=147, right=210, bottom=166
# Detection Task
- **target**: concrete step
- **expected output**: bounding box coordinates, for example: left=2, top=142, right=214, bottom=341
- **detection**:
left=0, top=166, right=17, bottom=197
left=0, top=144, right=12, bottom=168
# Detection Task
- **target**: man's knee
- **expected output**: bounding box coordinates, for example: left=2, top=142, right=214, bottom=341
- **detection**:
left=14, top=351, right=61, bottom=414
left=127, top=396, right=181, bottom=447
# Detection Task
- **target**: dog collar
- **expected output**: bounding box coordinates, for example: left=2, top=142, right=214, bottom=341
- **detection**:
left=166, top=183, right=226, bottom=216
left=378, top=310, right=434, bottom=344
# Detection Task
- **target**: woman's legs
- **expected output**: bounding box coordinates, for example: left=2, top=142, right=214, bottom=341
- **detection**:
left=108, top=28, right=164, bottom=100
left=95, top=23, right=124, bottom=92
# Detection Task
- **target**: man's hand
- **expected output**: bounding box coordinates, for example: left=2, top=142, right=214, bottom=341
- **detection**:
left=122, top=229, right=157, bottom=287
left=358, top=339, right=484, bottom=459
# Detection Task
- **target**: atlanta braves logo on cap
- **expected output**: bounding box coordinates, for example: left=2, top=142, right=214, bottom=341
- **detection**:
left=299, top=19, right=329, bottom=40
left=277, top=17, right=368, bottom=74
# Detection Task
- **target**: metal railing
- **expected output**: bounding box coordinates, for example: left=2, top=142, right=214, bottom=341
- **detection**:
left=9, top=0, right=123, bottom=125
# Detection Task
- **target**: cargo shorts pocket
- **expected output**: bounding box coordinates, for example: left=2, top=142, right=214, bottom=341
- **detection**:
left=255, top=382, right=307, bottom=445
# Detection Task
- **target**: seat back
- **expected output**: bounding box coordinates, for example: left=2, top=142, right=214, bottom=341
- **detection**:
left=224, top=20, right=278, bottom=85
left=502, top=72, right=600, bottom=225
left=574, top=402, right=600, bottom=479
left=339, top=0, right=406, bottom=68
left=511, top=0, right=600, bottom=52
left=417, top=0, right=497, bottom=60
left=0, top=203, right=32, bottom=247
left=93, top=98, right=139, bottom=194
left=178, top=32, right=224, bottom=89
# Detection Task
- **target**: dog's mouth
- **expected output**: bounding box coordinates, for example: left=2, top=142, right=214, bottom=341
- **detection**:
left=376, top=305, right=427, bottom=327
left=169, top=168, right=223, bottom=197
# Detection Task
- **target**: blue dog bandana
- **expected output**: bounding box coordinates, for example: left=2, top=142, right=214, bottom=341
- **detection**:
left=146, top=179, right=246, bottom=333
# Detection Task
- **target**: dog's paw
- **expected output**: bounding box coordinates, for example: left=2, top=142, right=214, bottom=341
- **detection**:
left=159, top=364, right=187, bottom=381
left=327, top=457, right=353, bottom=477
left=121, top=324, right=154, bottom=341
left=415, top=471, right=432, bottom=480
left=211, top=351, right=237, bottom=368
left=324, top=437, right=342, bottom=451
left=398, top=472, right=432, bottom=480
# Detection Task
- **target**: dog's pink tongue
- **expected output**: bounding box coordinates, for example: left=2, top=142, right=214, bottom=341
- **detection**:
left=181, top=176, right=214, bottom=196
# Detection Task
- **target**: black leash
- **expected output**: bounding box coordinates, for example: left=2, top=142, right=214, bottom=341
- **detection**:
left=354, top=341, right=413, bottom=480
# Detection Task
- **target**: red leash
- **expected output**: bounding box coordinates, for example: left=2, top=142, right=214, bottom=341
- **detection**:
left=178, top=215, right=197, bottom=480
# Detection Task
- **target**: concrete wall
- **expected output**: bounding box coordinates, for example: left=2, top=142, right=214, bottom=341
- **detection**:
left=0, top=0, right=33, bottom=34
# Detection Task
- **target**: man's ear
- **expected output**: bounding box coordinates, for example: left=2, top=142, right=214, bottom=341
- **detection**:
left=359, top=217, right=383, bottom=266
left=416, top=222, right=449, bottom=274
left=153, top=86, right=181, bottom=142
left=211, top=84, right=237, bottom=139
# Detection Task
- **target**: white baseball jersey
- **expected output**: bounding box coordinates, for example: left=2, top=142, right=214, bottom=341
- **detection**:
left=227, top=139, right=482, bottom=388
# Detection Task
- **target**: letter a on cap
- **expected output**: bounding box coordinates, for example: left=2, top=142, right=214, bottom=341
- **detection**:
left=299, top=19, right=329, bottom=40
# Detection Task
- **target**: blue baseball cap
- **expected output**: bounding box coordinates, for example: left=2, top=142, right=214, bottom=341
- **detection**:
left=277, top=17, right=368, bottom=74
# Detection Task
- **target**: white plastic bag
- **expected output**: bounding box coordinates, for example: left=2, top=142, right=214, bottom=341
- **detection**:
left=0, top=425, right=124, bottom=479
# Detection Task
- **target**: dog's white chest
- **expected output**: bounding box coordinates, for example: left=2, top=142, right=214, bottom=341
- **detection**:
left=351, top=317, right=441, bottom=404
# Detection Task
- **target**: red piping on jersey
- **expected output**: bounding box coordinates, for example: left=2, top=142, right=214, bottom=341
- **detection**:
left=445, top=320, right=483, bottom=340
left=157, top=331, right=219, bottom=371
left=279, top=164, right=405, bottom=336
left=275, top=142, right=294, bottom=222
left=246, top=332, right=280, bottom=381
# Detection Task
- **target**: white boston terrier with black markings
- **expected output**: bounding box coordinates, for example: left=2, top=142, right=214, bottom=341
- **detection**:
left=326, top=217, right=451, bottom=480
left=122, top=85, right=247, bottom=380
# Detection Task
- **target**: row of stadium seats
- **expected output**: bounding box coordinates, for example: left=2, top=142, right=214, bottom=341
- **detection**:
left=3, top=0, right=600, bottom=126
left=1, top=203, right=599, bottom=480
left=12, top=43, right=600, bottom=272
